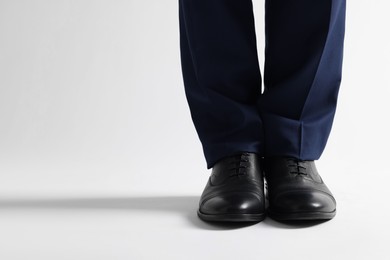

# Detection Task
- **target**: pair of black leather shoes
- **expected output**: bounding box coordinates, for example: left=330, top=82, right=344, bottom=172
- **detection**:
left=197, top=152, right=336, bottom=222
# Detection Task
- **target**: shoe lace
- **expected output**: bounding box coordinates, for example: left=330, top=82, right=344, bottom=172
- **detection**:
left=287, top=158, right=307, bottom=176
left=228, top=152, right=250, bottom=177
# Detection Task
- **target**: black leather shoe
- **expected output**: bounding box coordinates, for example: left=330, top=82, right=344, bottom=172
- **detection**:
left=264, top=157, right=336, bottom=221
left=197, top=152, right=266, bottom=222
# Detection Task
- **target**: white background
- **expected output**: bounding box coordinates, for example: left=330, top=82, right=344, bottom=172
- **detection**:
left=0, top=0, right=389, bottom=259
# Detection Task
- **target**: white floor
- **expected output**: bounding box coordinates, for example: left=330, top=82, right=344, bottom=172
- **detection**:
left=0, top=154, right=388, bottom=260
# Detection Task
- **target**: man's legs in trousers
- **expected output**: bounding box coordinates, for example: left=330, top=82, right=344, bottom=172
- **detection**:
left=179, top=0, right=346, bottom=222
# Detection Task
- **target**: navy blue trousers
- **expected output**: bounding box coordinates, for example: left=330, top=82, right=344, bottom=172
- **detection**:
left=179, top=0, right=346, bottom=169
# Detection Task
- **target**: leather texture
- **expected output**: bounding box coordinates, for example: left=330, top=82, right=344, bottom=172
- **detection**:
left=198, top=152, right=266, bottom=222
left=264, top=157, right=336, bottom=220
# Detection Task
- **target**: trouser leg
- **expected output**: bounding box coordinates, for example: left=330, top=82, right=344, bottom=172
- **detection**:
left=179, top=0, right=264, bottom=168
left=259, top=0, right=346, bottom=159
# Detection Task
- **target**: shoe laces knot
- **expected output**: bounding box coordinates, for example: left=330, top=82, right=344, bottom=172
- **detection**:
left=287, top=158, right=307, bottom=176
left=228, top=152, right=250, bottom=177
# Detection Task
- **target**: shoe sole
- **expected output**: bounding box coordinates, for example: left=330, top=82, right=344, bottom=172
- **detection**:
left=197, top=210, right=266, bottom=222
left=268, top=209, right=336, bottom=221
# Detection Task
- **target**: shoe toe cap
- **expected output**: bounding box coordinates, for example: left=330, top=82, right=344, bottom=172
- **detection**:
left=200, top=192, right=264, bottom=215
left=271, top=190, right=336, bottom=213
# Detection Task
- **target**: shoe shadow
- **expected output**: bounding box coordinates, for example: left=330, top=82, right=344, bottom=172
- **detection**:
left=263, top=217, right=331, bottom=229
left=0, top=195, right=257, bottom=230
left=0, top=196, right=330, bottom=230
